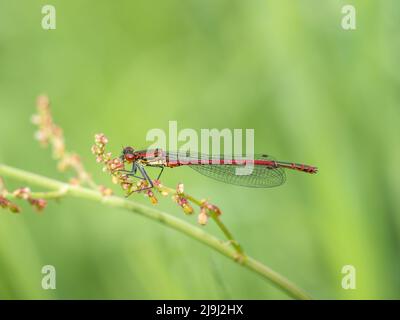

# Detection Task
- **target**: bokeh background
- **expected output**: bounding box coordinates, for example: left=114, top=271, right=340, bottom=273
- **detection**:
left=1, top=0, right=399, bottom=299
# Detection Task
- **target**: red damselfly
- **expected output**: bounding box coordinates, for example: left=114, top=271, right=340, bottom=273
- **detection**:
left=117, top=147, right=317, bottom=192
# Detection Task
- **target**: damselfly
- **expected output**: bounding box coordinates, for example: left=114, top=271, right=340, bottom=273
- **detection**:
left=117, top=147, right=317, bottom=193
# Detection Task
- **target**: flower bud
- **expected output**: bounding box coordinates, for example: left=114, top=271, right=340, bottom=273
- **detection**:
left=99, top=185, right=113, bottom=196
left=69, top=177, right=80, bottom=185
left=94, top=133, right=108, bottom=145
left=13, top=187, right=31, bottom=200
left=176, top=183, right=184, bottom=194
left=146, top=190, right=158, bottom=204
left=0, top=196, right=9, bottom=208
left=182, top=203, right=194, bottom=215
left=122, top=182, right=132, bottom=190
left=201, top=200, right=222, bottom=216
left=36, top=95, right=50, bottom=109
left=91, top=145, right=98, bottom=155
left=198, top=209, right=208, bottom=225
left=8, top=203, right=21, bottom=213
left=29, top=198, right=47, bottom=212
left=112, top=176, right=120, bottom=184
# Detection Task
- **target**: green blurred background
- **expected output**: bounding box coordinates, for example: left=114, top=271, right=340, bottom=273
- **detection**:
left=1, top=0, right=399, bottom=299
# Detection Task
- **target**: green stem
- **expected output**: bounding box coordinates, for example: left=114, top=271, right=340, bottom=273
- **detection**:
left=210, top=213, right=244, bottom=254
left=0, top=163, right=312, bottom=300
left=5, top=189, right=68, bottom=200
left=30, top=188, right=68, bottom=199
left=155, top=185, right=243, bottom=254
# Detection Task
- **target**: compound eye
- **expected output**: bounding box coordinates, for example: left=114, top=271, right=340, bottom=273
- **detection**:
left=124, top=146, right=134, bottom=154
left=125, top=153, right=135, bottom=162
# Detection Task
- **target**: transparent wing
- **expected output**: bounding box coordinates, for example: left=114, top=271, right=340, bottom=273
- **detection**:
left=167, top=152, right=286, bottom=188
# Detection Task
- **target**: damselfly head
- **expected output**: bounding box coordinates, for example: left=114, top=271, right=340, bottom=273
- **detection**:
left=121, top=146, right=136, bottom=162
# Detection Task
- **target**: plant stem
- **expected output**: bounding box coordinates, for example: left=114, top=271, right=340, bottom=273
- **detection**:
left=210, top=213, right=244, bottom=254
left=5, top=189, right=68, bottom=200
left=0, top=163, right=312, bottom=300
left=155, top=184, right=244, bottom=254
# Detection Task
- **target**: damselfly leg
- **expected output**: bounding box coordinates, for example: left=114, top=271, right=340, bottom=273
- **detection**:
left=114, top=162, right=145, bottom=181
left=155, top=166, right=164, bottom=180
left=125, top=164, right=165, bottom=196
